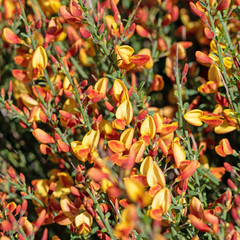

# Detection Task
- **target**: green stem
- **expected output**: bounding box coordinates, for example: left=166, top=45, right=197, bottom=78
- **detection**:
left=174, top=45, right=184, bottom=134
left=11, top=106, right=29, bottom=125
left=86, top=188, right=116, bottom=240
left=18, top=0, right=30, bottom=35
left=119, top=0, right=142, bottom=43
left=31, top=0, right=46, bottom=25
left=55, top=128, right=69, bottom=146
left=70, top=57, right=88, bottom=79
left=175, top=45, right=205, bottom=202
left=207, top=2, right=240, bottom=124
left=56, top=41, right=89, bottom=79
left=122, top=78, right=153, bottom=116
left=146, top=16, right=162, bottom=87
left=58, top=55, right=91, bottom=131
left=44, top=69, right=56, bottom=96
left=78, top=0, right=119, bottom=71
left=217, top=11, right=234, bottom=53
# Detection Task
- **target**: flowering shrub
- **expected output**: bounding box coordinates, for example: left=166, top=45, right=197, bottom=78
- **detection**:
left=0, top=0, right=240, bottom=239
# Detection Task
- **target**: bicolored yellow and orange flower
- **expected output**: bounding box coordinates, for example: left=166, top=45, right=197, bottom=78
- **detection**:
left=55, top=195, right=93, bottom=235
left=33, top=170, right=74, bottom=199
left=71, top=129, right=100, bottom=162
left=149, top=188, right=171, bottom=220
left=115, top=45, right=152, bottom=71
left=114, top=204, right=138, bottom=239
left=36, top=0, right=61, bottom=17
left=113, top=100, right=133, bottom=130
left=184, top=108, right=238, bottom=134
left=2, top=28, right=25, bottom=45
left=215, top=138, right=233, bottom=157
left=32, top=46, right=48, bottom=77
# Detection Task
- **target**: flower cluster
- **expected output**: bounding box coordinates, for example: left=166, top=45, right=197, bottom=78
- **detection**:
left=0, top=0, right=240, bottom=239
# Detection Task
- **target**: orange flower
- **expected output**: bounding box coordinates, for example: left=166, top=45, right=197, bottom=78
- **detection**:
left=150, top=74, right=165, bottom=92
left=140, top=156, right=154, bottom=176
left=190, top=197, right=204, bottom=219
left=38, top=0, right=61, bottom=17
left=195, top=51, right=213, bottom=66
left=2, top=28, right=25, bottom=44
left=82, top=129, right=100, bottom=149
left=70, top=129, right=100, bottom=162
left=184, top=109, right=203, bottom=126
left=215, top=138, right=233, bottom=157
left=114, top=205, right=137, bottom=239
left=120, top=128, right=134, bottom=150
left=137, top=48, right=153, bottom=69
left=56, top=195, right=93, bottom=235
left=209, top=40, right=233, bottom=71
left=115, top=45, right=151, bottom=70
left=115, top=45, right=135, bottom=65
left=188, top=214, right=212, bottom=233
left=214, top=109, right=238, bottom=134
left=198, top=81, right=218, bottom=94
left=108, top=140, right=126, bottom=153
left=153, top=111, right=164, bottom=133
left=208, top=64, right=222, bottom=86
left=176, top=161, right=200, bottom=182
left=32, top=129, right=55, bottom=144
left=129, top=140, right=146, bottom=163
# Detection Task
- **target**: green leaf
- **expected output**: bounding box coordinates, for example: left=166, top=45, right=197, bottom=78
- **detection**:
left=164, top=232, right=172, bottom=239
left=183, top=102, right=189, bottom=110
left=91, top=226, right=99, bottom=234
left=186, top=228, right=193, bottom=237
left=223, top=44, right=231, bottom=54
left=20, top=32, right=29, bottom=38
left=173, top=205, right=184, bottom=210
left=171, top=193, right=177, bottom=205
left=175, top=130, right=184, bottom=139
left=217, top=91, right=226, bottom=98
left=105, top=212, right=111, bottom=219
left=139, top=81, right=145, bottom=91
left=145, top=96, right=151, bottom=103
left=189, top=190, right=199, bottom=196
left=199, top=0, right=207, bottom=7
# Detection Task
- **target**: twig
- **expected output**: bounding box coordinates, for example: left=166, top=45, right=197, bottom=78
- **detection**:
left=86, top=188, right=116, bottom=240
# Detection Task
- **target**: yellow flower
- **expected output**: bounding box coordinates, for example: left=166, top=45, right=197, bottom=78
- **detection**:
left=147, top=162, right=166, bottom=188
left=151, top=187, right=171, bottom=214
left=184, top=109, right=203, bottom=126
left=140, top=156, right=154, bottom=175
left=116, top=100, right=133, bottom=125
left=70, top=129, right=100, bottom=162
left=113, top=79, right=129, bottom=103
left=58, top=195, right=93, bottom=235
left=94, top=77, right=108, bottom=99
left=124, top=177, right=145, bottom=202
left=140, top=116, right=156, bottom=139
left=115, top=45, right=135, bottom=65
left=32, top=46, right=48, bottom=77
left=82, top=129, right=100, bottom=149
